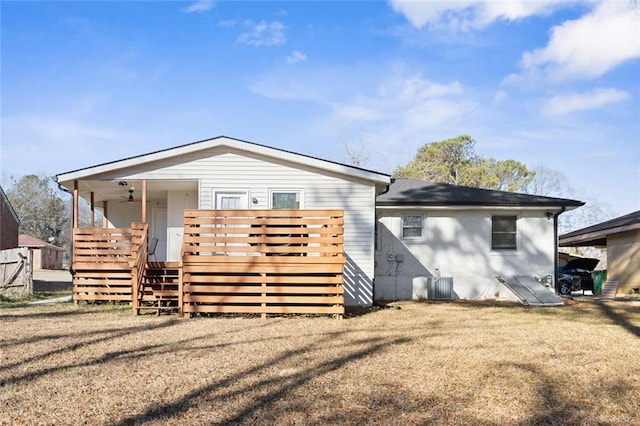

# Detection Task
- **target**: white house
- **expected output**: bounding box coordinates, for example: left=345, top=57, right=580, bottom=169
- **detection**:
left=56, top=137, right=585, bottom=310
left=375, top=178, right=584, bottom=304
left=56, top=136, right=391, bottom=307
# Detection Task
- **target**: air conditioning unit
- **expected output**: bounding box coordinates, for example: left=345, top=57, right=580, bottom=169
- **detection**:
left=428, top=276, right=454, bottom=300
left=412, top=276, right=455, bottom=300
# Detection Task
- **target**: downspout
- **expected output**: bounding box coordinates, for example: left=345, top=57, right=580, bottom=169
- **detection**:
left=55, top=178, right=76, bottom=302
left=373, top=178, right=392, bottom=306
left=55, top=178, right=73, bottom=263
left=553, top=206, right=567, bottom=293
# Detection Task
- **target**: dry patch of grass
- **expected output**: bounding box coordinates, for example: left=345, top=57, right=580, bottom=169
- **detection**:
left=1, top=299, right=639, bottom=425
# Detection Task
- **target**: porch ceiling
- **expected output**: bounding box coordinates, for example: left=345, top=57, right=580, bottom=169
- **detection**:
left=74, top=180, right=197, bottom=204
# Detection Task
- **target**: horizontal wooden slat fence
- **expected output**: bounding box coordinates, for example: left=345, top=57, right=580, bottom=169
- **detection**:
left=181, top=209, right=345, bottom=317
left=72, top=223, right=147, bottom=306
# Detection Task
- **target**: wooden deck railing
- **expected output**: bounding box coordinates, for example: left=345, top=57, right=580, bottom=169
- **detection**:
left=131, top=223, right=149, bottom=314
left=72, top=223, right=148, bottom=307
left=181, top=209, right=345, bottom=317
left=71, top=210, right=345, bottom=318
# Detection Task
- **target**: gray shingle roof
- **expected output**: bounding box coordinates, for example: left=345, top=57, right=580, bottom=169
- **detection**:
left=376, top=178, right=584, bottom=208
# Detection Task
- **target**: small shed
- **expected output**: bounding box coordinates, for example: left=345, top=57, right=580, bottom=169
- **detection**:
left=19, top=235, right=65, bottom=270
left=560, top=210, right=640, bottom=297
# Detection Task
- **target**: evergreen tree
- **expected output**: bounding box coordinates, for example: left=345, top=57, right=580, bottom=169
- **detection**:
left=393, top=135, right=534, bottom=192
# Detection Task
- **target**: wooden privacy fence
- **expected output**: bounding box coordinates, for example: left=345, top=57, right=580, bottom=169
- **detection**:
left=181, top=209, right=345, bottom=317
left=73, top=223, right=148, bottom=307
left=0, top=247, right=32, bottom=297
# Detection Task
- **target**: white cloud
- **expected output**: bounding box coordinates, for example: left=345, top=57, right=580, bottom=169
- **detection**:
left=184, top=1, right=214, bottom=14
left=399, top=77, right=462, bottom=100
left=519, top=1, right=640, bottom=81
left=217, top=20, right=237, bottom=28
left=6, top=114, right=128, bottom=143
left=286, top=50, right=306, bottom=64
left=329, top=73, right=474, bottom=135
left=493, top=90, right=509, bottom=102
left=248, top=75, right=324, bottom=102
left=1, top=114, right=134, bottom=176
left=238, top=21, right=286, bottom=47
left=248, top=66, right=476, bottom=171
left=389, top=0, right=568, bottom=31
left=543, top=88, right=630, bottom=115
left=330, top=103, right=383, bottom=122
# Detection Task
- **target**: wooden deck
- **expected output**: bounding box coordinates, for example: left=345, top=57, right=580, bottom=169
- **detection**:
left=71, top=210, right=345, bottom=317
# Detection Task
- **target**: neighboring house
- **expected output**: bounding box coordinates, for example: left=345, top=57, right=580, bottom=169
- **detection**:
left=559, top=210, right=640, bottom=297
left=19, top=234, right=65, bottom=270
left=375, top=179, right=584, bottom=302
left=0, top=185, right=20, bottom=250
left=56, top=136, right=391, bottom=307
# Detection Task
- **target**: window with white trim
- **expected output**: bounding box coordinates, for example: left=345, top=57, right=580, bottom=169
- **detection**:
left=492, top=215, right=517, bottom=250
left=271, top=191, right=301, bottom=209
left=402, top=214, right=423, bottom=239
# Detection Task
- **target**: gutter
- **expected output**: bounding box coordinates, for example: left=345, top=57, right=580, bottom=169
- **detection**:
left=55, top=176, right=73, bottom=196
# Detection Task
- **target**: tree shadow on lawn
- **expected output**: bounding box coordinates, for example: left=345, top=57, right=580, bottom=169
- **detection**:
left=597, top=301, right=640, bottom=339
left=0, top=319, right=180, bottom=380
left=500, top=361, right=637, bottom=425
left=115, top=333, right=412, bottom=426
left=447, top=297, right=640, bottom=328
left=0, top=306, right=106, bottom=320
left=2, top=319, right=362, bottom=389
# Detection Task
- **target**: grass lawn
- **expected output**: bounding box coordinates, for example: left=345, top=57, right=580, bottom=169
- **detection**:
left=1, top=299, right=639, bottom=425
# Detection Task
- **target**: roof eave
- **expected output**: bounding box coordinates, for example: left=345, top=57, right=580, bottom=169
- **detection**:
left=56, top=136, right=391, bottom=186
left=560, top=223, right=640, bottom=243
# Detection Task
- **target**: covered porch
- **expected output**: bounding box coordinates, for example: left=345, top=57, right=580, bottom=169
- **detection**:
left=69, top=179, right=345, bottom=317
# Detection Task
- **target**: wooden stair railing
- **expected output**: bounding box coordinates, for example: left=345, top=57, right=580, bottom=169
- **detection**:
left=131, top=223, right=148, bottom=315
left=138, top=262, right=181, bottom=315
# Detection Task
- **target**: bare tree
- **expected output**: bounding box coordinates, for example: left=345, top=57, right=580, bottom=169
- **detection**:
left=6, top=174, right=68, bottom=245
left=342, top=132, right=371, bottom=167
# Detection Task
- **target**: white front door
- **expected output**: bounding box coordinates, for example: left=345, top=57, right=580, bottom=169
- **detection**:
left=214, top=191, right=250, bottom=256
left=151, top=207, right=167, bottom=261
left=215, top=191, right=249, bottom=209
left=167, top=190, right=198, bottom=262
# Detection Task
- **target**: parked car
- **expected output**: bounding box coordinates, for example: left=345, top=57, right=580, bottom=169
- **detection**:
left=557, top=253, right=600, bottom=295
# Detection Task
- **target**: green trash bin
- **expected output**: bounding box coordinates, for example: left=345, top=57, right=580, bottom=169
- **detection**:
left=592, top=270, right=606, bottom=295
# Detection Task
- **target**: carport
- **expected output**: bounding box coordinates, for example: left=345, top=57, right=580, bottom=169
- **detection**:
left=559, top=210, right=640, bottom=299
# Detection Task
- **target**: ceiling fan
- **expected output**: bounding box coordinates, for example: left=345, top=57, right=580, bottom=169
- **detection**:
left=119, top=186, right=149, bottom=203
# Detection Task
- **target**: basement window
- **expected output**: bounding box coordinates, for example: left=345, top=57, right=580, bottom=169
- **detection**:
left=492, top=215, right=517, bottom=250
left=402, top=215, right=423, bottom=239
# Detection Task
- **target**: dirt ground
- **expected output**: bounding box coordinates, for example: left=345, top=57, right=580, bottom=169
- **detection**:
left=32, top=269, right=72, bottom=293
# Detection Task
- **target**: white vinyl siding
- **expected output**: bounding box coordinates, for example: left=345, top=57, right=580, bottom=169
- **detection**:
left=92, top=147, right=378, bottom=306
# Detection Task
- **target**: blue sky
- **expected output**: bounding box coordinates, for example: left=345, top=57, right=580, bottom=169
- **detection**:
left=2, top=0, right=639, bottom=217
